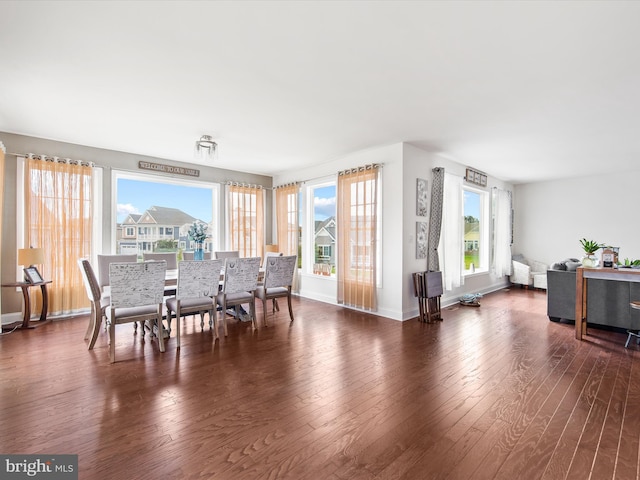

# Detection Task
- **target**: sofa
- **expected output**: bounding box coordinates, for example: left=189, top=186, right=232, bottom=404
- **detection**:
left=547, top=268, right=640, bottom=331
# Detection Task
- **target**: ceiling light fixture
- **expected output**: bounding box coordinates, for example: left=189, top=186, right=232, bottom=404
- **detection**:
left=194, top=135, right=217, bottom=161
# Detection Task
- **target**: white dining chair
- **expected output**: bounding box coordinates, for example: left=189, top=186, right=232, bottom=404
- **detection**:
left=77, top=258, right=107, bottom=350
left=216, top=257, right=261, bottom=334
left=165, top=259, right=224, bottom=348
left=106, top=260, right=167, bottom=363
left=256, top=255, right=297, bottom=327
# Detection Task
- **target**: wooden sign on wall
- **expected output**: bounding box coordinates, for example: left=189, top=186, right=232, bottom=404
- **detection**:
left=138, top=161, right=200, bottom=177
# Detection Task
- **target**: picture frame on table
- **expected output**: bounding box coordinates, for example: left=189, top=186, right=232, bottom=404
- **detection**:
left=24, top=267, right=44, bottom=284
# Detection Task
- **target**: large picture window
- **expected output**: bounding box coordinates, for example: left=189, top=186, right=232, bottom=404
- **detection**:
left=114, top=171, right=219, bottom=257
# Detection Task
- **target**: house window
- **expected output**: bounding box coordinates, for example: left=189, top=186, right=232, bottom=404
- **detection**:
left=307, top=183, right=336, bottom=276
left=463, top=188, right=488, bottom=274
left=113, top=171, right=219, bottom=255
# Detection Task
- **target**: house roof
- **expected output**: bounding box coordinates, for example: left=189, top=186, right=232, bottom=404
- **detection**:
left=2, top=2, right=640, bottom=184
left=137, top=206, right=199, bottom=226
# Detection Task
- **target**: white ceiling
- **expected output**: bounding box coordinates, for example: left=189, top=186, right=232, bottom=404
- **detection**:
left=1, top=1, right=640, bottom=184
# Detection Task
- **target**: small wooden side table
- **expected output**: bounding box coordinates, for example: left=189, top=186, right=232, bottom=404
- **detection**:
left=1, top=280, right=52, bottom=329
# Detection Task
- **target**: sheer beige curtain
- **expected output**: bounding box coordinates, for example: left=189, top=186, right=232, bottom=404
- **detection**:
left=226, top=183, right=264, bottom=259
left=337, top=165, right=379, bottom=311
left=25, top=156, right=93, bottom=315
left=275, top=183, right=299, bottom=290
left=275, top=184, right=299, bottom=257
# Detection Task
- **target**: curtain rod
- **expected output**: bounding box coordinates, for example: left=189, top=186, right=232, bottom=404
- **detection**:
left=8, top=152, right=100, bottom=168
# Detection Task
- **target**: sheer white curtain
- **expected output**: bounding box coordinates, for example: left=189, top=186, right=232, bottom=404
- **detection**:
left=439, top=172, right=464, bottom=291
left=492, top=188, right=512, bottom=277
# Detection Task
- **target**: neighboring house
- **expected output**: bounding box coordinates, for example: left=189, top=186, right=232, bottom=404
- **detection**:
left=117, top=206, right=203, bottom=254
left=464, top=220, right=479, bottom=253
left=314, top=216, right=336, bottom=266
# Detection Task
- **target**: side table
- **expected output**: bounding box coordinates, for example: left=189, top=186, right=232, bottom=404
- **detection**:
left=1, top=280, right=52, bottom=329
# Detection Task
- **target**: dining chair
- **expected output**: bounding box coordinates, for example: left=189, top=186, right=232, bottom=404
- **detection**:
left=97, top=254, right=137, bottom=292
left=143, top=252, right=178, bottom=270
left=165, top=259, right=224, bottom=348
left=214, top=250, right=240, bottom=260
left=183, top=251, right=212, bottom=261
left=256, top=255, right=297, bottom=327
left=77, top=258, right=107, bottom=350
left=106, top=260, right=167, bottom=363
left=216, top=257, right=261, bottom=334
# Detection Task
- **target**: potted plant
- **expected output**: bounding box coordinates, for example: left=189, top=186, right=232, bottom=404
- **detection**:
left=187, top=221, right=209, bottom=260
left=579, top=238, right=603, bottom=268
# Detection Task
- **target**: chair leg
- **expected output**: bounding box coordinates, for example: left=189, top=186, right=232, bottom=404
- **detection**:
left=174, top=309, right=180, bottom=350
left=221, top=301, right=228, bottom=336
left=156, top=308, right=166, bottom=353
left=210, top=309, right=218, bottom=340
left=262, top=297, right=269, bottom=328
left=287, top=294, right=294, bottom=322
left=250, top=300, right=256, bottom=331
left=85, top=304, right=96, bottom=340
left=109, top=322, right=116, bottom=363
left=88, top=312, right=101, bottom=350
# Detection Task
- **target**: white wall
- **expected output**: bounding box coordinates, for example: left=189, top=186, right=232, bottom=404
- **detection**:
left=514, top=170, right=640, bottom=266
left=275, top=141, right=515, bottom=321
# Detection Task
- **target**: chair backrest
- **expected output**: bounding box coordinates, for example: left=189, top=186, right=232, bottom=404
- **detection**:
left=109, top=261, right=167, bottom=309
left=215, top=250, right=240, bottom=260
left=143, top=252, right=178, bottom=270
left=97, top=254, right=137, bottom=289
left=222, top=257, right=261, bottom=294
left=262, top=251, right=283, bottom=268
left=77, top=258, right=101, bottom=302
left=183, top=251, right=212, bottom=260
left=176, top=259, right=224, bottom=299
left=263, top=255, right=297, bottom=289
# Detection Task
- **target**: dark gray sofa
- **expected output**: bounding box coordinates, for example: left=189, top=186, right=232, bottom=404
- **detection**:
left=547, top=269, right=640, bottom=330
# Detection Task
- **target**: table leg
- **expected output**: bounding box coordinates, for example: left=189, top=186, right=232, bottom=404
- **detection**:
left=575, top=268, right=585, bottom=340
left=20, top=285, right=31, bottom=328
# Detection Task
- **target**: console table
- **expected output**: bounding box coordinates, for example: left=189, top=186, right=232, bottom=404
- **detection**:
left=1, top=280, right=52, bottom=329
left=575, top=267, right=640, bottom=340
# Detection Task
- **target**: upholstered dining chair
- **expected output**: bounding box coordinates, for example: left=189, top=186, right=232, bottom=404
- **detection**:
left=256, top=255, right=297, bottom=327
left=106, top=261, right=167, bottom=363
left=97, top=254, right=137, bottom=293
left=216, top=257, right=261, bottom=334
left=165, top=259, right=224, bottom=347
left=143, top=252, right=178, bottom=270
left=214, top=250, right=240, bottom=260
left=77, top=258, right=107, bottom=350
left=183, top=251, right=212, bottom=260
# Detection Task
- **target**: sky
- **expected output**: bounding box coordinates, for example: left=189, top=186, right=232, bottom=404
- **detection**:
left=314, top=185, right=336, bottom=221
left=464, top=190, right=481, bottom=219
left=116, top=178, right=213, bottom=223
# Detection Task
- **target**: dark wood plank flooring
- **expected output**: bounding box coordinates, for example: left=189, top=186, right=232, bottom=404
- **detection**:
left=1, top=288, right=639, bottom=479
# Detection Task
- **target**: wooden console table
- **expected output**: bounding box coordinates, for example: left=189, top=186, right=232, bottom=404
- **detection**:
left=1, top=280, right=52, bottom=329
left=575, top=267, right=640, bottom=340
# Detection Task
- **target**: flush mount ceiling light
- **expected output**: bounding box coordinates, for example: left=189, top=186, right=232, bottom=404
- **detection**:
left=194, top=135, right=217, bottom=161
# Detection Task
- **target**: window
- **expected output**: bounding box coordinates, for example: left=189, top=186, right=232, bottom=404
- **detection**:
left=463, top=188, right=488, bottom=274
left=114, top=171, right=219, bottom=256
left=308, top=183, right=336, bottom=276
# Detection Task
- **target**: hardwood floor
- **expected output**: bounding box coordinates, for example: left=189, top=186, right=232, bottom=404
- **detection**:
left=1, top=288, right=640, bottom=479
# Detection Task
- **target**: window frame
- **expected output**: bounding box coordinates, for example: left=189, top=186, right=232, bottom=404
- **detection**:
left=462, top=186, right=489, bottom=276
left=112, top=170, right=220, bottom=255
